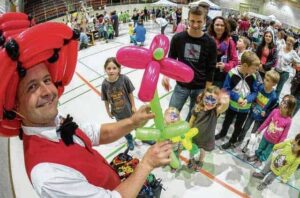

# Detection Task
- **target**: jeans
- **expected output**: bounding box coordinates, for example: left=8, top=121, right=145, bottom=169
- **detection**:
left=237, top=115, right=262, bottom=143
left=255, top=136, right=274, bottom=161
left=275, top=70, right=289, bottom=98
left=169, top=84, right=203, bottom=121
left=260, top=157, right=277, bottom=185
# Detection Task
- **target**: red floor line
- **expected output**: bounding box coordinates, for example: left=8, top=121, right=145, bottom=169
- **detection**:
left=179, top=156, right=250, bottom=198
left=76, top=72, right=101, bottom=96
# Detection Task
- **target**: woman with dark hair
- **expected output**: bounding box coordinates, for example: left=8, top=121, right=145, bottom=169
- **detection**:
left=256, top=31, right=278, bottom=79
left=208, top=16, right=238, bottom=88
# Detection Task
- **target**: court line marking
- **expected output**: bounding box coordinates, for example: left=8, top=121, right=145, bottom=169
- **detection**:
left=179, top=155, right=250, bottom=198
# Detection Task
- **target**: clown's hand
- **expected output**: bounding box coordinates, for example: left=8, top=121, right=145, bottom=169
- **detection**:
left=130, top=105, right=155, bottom=128
left=141, top=141, right=172, bottom=171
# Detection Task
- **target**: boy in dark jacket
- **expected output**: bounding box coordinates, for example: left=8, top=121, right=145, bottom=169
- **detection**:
left=216, top=51, right=259, bottom=149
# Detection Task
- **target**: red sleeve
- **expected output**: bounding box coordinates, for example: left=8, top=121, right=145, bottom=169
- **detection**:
left=224, top=39, right=238, bottom=72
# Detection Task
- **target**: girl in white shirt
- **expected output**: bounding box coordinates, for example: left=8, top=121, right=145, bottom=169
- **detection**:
left=275, top=36, right=300, bottom=97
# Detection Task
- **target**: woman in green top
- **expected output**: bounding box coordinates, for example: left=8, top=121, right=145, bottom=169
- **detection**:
left=252, top=133, right=300, bottom=191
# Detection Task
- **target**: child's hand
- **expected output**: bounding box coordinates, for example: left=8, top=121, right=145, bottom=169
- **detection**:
left=261, top=111, right=266, bottom=117
left=238, top=98, right=244, bottom=105
left=132, top=106, right=137, bottom=113
left=255, top=131, right=260, bottom=136
left=238, top=98, right=247, bottom=107
left=218, top=91, right=230, bottom=104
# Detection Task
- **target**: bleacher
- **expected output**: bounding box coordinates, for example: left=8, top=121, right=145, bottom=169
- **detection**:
left=24, top=0, right=67, bottom=22
left=24, top=0, right=107, bottom=23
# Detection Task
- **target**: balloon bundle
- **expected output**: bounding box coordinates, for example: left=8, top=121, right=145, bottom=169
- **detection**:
left=116, top=34, right=198, bottom=169
left=110, top=148, right=140, bottom=180
left=138, top=173, right=164, bottom=198
left=0, top=13, right=79, bottom=137
left=0, top=12, right=34, bottom=47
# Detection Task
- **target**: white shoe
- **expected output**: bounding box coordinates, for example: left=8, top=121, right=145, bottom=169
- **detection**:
left=134, top=139, right=143, bottom=146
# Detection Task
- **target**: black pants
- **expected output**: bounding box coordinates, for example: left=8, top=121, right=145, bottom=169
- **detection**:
left=219, top=108, right=248, bottom=143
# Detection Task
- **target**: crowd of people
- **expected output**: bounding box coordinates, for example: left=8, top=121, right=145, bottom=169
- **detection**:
left=98, top=4, right=300, bottom=193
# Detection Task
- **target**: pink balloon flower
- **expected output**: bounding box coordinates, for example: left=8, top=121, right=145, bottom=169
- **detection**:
left=116, top=34, right=194, bottom=102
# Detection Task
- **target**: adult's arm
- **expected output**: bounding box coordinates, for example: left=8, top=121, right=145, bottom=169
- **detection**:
left=263, top=47, right=278, bottom=71
left=223, top=39, right=238, bottom=72
left=31, top=141, right=172, bottom=198
left=99, top=105, right=154, bottom=144
left=205, top=37, right=217, bottom=84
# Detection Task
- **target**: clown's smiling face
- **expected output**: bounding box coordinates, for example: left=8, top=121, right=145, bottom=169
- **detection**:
left=16, top=63, right=58, bottom=127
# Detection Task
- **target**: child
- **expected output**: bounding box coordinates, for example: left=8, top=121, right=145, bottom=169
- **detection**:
left=252, top=133, right=300, bottom=191
left=215, top=51, right=259, bottom=150
left=107, top=21, right=114, bottom=40
left=101, top=57, right=137, bottom=150
left=128, top=23, right=134, bottom=43
left=164, top=107, right=182, bottom=172
left=236, top=36, right=250, bottom=65
left=237, top=36, right=263, bottom=85
left=133, top=20, right=146, bottom=46
left=188, top=86, right=229, bottom=170
left=236, top=70, right=279, bottom=146
left=249, top=95, right=296, bottom=167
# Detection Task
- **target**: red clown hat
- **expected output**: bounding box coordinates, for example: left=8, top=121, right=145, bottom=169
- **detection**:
left=0, top=12, right=79, bottom=137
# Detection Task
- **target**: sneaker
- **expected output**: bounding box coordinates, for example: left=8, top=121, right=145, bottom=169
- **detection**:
left=252, top=172, right=265, bottom=180
left=257, top=182, right=268, bottom=191
left=187, top=159, right=197, bottom=170
left=221, top=142, right=233, bottom=150
left=196, top=161, right=204, bottom=168
left=233, top=141, right=243, bottom=148
left=247, top=155, right=258, bottom=162
left=253, top=160, right=262, bottom=167
left=127, top=140, right=135, bottom=150
left=170, top=167, right=177, bottom=173
left=134, top=139, right=143, bottom=146
left=215, top=133, right=225, bottom=140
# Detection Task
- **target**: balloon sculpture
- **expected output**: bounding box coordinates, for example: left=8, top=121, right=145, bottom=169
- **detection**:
left=116, top=35, right=198, bottom=169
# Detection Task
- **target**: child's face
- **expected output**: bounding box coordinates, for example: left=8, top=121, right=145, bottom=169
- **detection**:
left=279, top=98, right=289, bottom=115
left=292, top=140, right=300, bottom=153
left=246, top=64, right=258, bottom=75
left=236, top=39, right=245, bottom=50
left=105, top=62, right=120, bottom=81
left=263, top=75, right=275, bottom=89
left=203, top=92, right=218, bottom=110
left=164, top=108, right=180, bottom=125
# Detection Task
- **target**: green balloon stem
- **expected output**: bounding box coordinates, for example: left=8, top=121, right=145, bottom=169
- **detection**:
left=170, top=151, right=181, bottom=169
left=150, top=90, right=164, bottom=135
left=149, top=90, right=181, bottom=169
